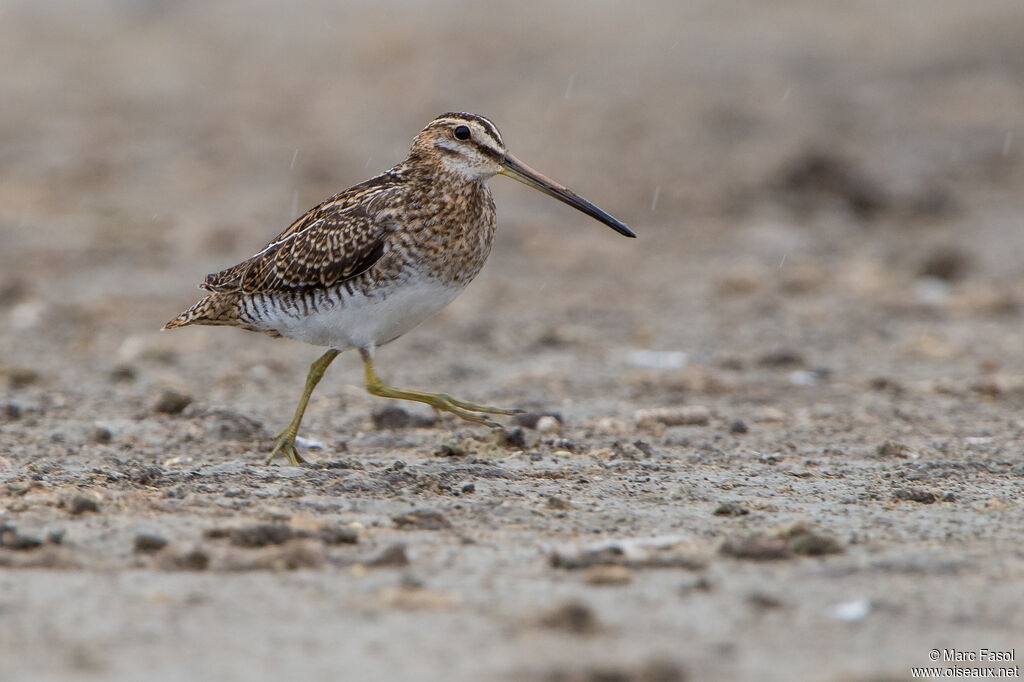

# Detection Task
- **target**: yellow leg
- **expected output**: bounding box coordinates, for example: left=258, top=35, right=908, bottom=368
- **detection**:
left=267, top=349, right=340, bottom=465
left=360, top=350, right=522, bottom=428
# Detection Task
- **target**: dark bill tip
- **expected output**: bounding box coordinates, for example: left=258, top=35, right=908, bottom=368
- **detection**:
left=501, top=154, right=635, bottom=238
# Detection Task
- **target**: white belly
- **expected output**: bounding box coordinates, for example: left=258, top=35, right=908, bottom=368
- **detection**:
left=273, top=276, right=464, bottom=351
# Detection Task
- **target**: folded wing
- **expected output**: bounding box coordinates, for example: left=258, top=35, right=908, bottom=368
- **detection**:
left=202, top=181, right=398, bottom=295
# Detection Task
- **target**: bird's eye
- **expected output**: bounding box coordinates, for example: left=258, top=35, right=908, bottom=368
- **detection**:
left=454, top=125, right=471, bottom=140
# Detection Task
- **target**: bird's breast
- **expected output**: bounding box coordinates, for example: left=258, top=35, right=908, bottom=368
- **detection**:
left=385, top=179, right=497, bottom=287
left=431, top=185, right=497, bottom=287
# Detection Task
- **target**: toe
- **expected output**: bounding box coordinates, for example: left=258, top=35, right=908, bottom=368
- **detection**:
left=267, top=433, right=310, bottom=466
left=442, top=395, right=522, bottom=416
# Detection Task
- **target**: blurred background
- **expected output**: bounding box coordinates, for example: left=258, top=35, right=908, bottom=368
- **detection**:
left=2, top=2, right=1023, bottom=681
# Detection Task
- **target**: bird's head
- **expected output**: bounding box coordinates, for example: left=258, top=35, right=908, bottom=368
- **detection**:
left=412, top=112, right=507, bottom=181
left=411, top=112, right=635, bottom=238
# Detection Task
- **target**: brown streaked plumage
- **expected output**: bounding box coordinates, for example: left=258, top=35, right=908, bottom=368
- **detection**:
left=164, top=112, right=634, bottom=465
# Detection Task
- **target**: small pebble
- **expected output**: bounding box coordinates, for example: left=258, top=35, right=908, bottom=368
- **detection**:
left=625, top=350, right=688, bottom=370
left=546, top=495, right=573, bottom=511
left=460, top=482, right=476, bottom=494
left=827, top=597, right=871, bottom=622
left=719, top=536, right=791, bottom=561
left=971, top=376, right=1005, bottom=397
left=550, top=539, right=706, bottom=571
left=65, top=494, right=99, bottom=515
left=583, top=565, right=633, bottom=586
left=757, top=348, right=804, bottom=367
left=789, top=369, right=820, bottom=387
left=372, top=406, right=412, bottom=429
left=157, top=544, right=210, bottom=571
left=535, top=415, right=561, bottom=433
left=919, top=246, right=970, bottom=282
left=154, top=388, right=192, bottom=415
left=497, top=427, right=527, bottom=449
left=554, top=661, right=686, bottom=682
left=869, top=376, right=903, bottom=392
left=109, top=364, right=137, bottom=382
left=589, top=417, right=626, bottom=434
left=876, top=440, right=918, bottom=459
left=631, top=440, right=655, bottom=457
left=679, top=575, right=714, bottom=594
left=540, top=600, right=599, bottom=634
left=913, top=277, right=951, bottom=308
left=316, top=524, right=359, bottom=545
left=747, top=592, right=785, bottom=611
left=223, top=540, right=326, bottom=571
left=753, top=407, right=787, bottom=423
left=785, top=524, right=844, bottom=556
left=513, top=412, right=563, bottom=430
left=720, top=523, right=842, bottom=560
left=0, top=279, right=27, bottom=305
left=134, top=532, right=169, bottom=553
left=201, top=408, right=266, bottom=441
left=635, top=405, right=710, bottom=428
left=221, top=524, right=300, bottom=548
left=728, top=419, right=748, bottom=434
left=713, top=502, right=749, bottom=517
left=550, top=437, right=581, bottom=453
left=7, top=367, right=40, bottom=389
left=0, top=523, right=43, bottom=550
left=366, top=543, right=410, bottom=567
left=90, top=425, right=113, bottom=444
left=892, top=487, right=939, bottom=504
left=434, top=439, right=469, bottom=457
left=392, top=509, right=452, bottom=531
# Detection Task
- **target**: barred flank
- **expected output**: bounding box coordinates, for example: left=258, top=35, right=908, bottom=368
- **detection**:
left=162, top=294, right=238, bottom=330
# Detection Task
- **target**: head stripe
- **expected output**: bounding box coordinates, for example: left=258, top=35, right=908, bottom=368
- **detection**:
left=428, top=112, right=503, bottom=147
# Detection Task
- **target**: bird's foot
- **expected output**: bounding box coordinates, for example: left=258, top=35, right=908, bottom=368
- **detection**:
left=266, top=431, right=311, bottom=466
left=362, top=355, right=523, bottom=429
left=426, top=393, right=524, bottom=429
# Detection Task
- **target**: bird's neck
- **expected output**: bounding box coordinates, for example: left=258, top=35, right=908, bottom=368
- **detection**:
left=401, top=152, right=494, bottom=186
left=391, top=158, right=496, bottom=287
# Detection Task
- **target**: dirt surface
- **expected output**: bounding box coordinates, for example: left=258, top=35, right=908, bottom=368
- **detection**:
left=2, top=2, right=1024, bottom=681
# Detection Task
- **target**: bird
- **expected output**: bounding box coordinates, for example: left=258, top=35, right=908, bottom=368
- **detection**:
left=163, top=112, right=634, bottom=465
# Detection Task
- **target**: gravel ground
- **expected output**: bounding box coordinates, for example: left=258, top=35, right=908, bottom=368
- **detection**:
left=2, top=2, right=1023, bottom=681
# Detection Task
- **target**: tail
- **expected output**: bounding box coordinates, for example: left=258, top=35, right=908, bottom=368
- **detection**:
left=162, top=294, right=239, bottom=330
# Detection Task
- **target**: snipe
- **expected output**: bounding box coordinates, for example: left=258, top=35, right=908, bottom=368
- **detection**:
left=164, top=113, right=634, bottom=465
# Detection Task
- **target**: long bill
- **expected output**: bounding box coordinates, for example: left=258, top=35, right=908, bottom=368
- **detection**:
left=500, top=153, right=636, bottom=238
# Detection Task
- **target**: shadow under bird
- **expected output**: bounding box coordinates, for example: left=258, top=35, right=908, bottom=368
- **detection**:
left=164, top=112, right=634, bottom=465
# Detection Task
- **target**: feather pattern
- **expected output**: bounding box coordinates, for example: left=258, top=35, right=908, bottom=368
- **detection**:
left=160, top=112, right=633, bottom=466
left=164, top=113, right=505, bottom=349
left=201, top=178, right=400, bottom=295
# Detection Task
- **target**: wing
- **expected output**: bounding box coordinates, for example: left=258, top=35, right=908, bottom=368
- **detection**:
left=202, top=177, right=398, bottom=295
